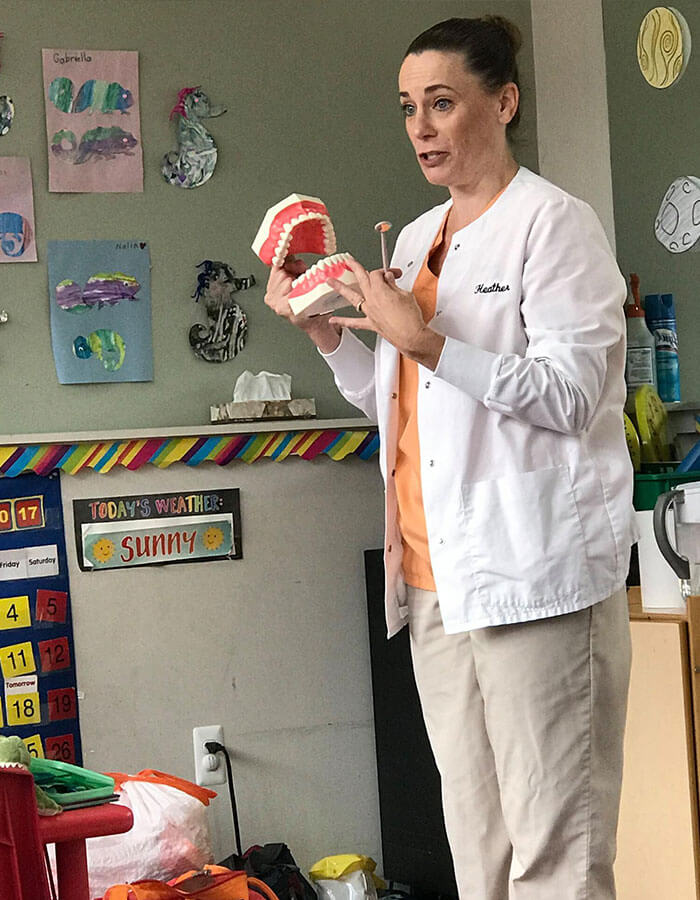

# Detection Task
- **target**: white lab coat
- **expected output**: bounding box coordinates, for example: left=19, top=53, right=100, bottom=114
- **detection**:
left=322, top=166, right=637, bottom=636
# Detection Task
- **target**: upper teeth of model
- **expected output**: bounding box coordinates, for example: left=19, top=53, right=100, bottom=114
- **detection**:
left=291, top=252, right=352, bottom=286
left=272, top=212, right=337, bottom=266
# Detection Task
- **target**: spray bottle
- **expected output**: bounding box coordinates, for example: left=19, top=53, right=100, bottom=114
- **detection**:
left=624, top=273, right=657, bottom=412
left=645, top=292, right=681, bottom=402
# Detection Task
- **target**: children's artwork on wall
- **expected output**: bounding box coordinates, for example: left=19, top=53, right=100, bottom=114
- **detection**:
left=42, top=49, right=143, bottom=192
left=0, top=96, right=13, bottom=137
left=637, top=6, right=692, bottom=89
left=48, top=240, right=152, bottom=383
left=655, top=175, right=700, bottom=253
left=0, top=33, right=14, bottom=137
left=190, top=260, right=255, bottom=363
left=72, top=488, right=242, bottom=571
left=0, top=472, right=83, bottom=766
left=162, top=87, right=226, bottom=188
left=0, top=158, right=37, bottom=263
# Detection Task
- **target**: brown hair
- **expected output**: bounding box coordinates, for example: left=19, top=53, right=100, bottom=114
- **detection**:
left=404, top=16, right=522, bottom=135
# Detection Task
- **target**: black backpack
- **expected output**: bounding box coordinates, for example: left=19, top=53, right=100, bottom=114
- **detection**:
left=220, top=843, right=317, bottom=900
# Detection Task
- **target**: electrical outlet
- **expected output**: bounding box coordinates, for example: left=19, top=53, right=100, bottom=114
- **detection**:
left=193, top=725, right=226, bottom=786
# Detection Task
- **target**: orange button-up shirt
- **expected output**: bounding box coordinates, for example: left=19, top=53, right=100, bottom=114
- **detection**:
left=395, top=215, right=447, bottom=591
left=395, top=188, right=508, bottom=590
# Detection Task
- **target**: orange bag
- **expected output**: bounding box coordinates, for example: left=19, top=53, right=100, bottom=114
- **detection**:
left=105, top=770, right=217, bottom=806
left=103, top=865, right=280, bottom=900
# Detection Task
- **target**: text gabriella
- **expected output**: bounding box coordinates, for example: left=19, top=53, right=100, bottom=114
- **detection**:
left=120, top=530, right=196, bottom=562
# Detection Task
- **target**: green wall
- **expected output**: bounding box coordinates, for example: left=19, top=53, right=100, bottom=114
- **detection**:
left=0, top=0, right=537, bottom=435
left=604, top=1, right=699, bottom=400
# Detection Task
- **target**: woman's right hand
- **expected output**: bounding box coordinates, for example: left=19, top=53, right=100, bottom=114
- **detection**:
left=263, top=254, right=342, bottom=351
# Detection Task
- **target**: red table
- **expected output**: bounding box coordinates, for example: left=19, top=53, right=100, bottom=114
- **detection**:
left=39, top=802, right=133, bottom=900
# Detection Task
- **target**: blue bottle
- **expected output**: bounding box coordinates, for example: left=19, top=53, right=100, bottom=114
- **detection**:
left=644, top=292, right=681, bottom=402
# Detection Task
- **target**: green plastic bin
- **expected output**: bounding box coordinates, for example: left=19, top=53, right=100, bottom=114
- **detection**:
left=30, top=757, right=115, bottom=806
left=633, top=465, right=700, bottom=511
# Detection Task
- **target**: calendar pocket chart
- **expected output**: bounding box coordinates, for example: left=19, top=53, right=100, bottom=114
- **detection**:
left=0, top=472, right=82, bottom=764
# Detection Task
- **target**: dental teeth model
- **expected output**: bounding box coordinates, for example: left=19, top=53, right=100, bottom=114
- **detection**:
left=252, top=193, right=358, bottom=317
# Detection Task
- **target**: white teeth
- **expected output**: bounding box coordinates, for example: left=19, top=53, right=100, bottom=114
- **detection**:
left=290, top=252, right=351, bottom=287
left=271, top=212, right=336, bottom=266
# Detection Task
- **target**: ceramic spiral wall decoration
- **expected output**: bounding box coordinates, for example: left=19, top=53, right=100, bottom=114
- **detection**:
left=637, top=6, right=692, bottom=88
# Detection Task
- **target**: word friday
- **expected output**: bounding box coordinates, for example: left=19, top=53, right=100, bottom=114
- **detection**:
left=87, top=493, right=224, bottom=521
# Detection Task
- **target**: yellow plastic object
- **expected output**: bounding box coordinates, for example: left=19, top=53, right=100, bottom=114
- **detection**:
left=624, top=413, right=642, bottom=472
left=634, top=384, right=669, bottom=462
left=309, top=855, right=385, bottom=889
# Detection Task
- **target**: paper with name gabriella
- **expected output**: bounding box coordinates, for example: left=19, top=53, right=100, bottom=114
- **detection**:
left=0, top=157, right=37, bottom=263
left=42, top=49, right=143, bottom=192
left=48, top=239, right=152, bottom=384
left=0, top=545, right=59, bottom=581
left=73, top=489, right=242, bottom=571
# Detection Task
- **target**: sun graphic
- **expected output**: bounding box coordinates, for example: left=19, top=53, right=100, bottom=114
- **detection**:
left=91, top=538, right=115, bottom=563
left=202, top=526, right=225, bottom=551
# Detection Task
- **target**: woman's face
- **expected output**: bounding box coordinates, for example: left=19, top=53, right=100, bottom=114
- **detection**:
left=398, top=50, right=516, bottom=187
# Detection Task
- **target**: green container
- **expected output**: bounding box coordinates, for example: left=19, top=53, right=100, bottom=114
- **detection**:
left=633, top=465, right=700, bottom=511
left=30, top=757, right=115, bottom=806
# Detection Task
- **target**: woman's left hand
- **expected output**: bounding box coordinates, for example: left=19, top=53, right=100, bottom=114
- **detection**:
left=327, top=256, right=445, bottom=368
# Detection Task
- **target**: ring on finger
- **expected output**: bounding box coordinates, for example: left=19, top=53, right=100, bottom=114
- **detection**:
left=357, top=299, right=365, bottom=314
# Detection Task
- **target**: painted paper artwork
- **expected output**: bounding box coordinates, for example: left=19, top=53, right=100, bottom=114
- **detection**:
left=0, top=157, right=37, bottom=263
left=0, top=32, right=14, bottom=136
left=48, top=240, right=152, bottom=384
left=42, top=49, right=143, bottom=192
left=190, top=260, right=255, bottom=362
left=162, top=86, right=226, bottom=188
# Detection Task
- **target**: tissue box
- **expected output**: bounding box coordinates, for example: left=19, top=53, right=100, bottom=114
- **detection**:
left=210, top=398, right=316, bottom=424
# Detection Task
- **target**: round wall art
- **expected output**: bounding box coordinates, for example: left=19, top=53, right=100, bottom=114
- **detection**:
left=637, top=6, right=692, bottom=88
left=655, top=176, right=700, bottom=253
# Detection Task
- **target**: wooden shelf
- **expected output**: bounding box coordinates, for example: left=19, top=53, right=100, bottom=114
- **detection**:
left=628, top=585, right=689, bottom=622
left=0, top=417, right=377, bottom=447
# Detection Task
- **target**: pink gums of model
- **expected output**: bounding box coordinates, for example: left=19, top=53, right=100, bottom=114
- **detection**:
left=252, top=193, right=358, bottom=316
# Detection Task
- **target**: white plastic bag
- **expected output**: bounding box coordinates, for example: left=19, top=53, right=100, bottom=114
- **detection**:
left=314, top=871, right=378, bottom=900
left=84, top=778, right=214, bottom=899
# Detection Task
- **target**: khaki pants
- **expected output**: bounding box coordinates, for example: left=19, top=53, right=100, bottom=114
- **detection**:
left=406, top=586, right=631, bottom=900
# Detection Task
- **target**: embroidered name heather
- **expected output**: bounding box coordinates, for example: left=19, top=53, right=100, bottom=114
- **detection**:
left=475, top=282, right=510, bottom=294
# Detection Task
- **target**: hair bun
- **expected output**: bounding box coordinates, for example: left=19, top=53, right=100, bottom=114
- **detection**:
left=482, top=14, right=523, bottom=55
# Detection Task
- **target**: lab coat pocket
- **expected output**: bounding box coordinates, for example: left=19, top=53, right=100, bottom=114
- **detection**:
left=462, top=465, right=593, bottom=606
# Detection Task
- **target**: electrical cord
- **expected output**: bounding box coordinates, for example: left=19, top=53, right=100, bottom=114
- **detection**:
left=205, top=739, right=242, bottom=858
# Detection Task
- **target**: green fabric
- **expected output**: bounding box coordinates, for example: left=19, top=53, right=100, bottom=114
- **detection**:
left=0, top=735, right=62, bottom=814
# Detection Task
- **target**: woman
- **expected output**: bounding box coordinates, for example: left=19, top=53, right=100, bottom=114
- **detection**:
left=265, top=16, right=635, bottom=900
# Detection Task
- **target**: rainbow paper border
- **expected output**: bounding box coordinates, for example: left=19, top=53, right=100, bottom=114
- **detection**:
left=0, top=429, right=379, bottom=477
